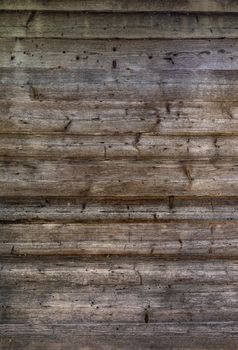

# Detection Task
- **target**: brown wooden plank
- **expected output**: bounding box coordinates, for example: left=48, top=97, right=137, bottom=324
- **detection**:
left=1, top=257, right=237, bottom=348
left=1, top=159, right=238, bottom=198
left=1, top=256, right=237, bottom=286
left=2, top=134, right=238, bottom=160
left=1, top=12, right=238, bottom=39
left=1, top=0, right=238, bottom=12
left=1, top=68, right=238, bottom=102
left=1, top=197, right=238, bottom=223
left=1, top=100, right=238, bottom=136
left=1, top=282, right=238, bottom=323
left=1, top=333, right=238, bottom=350
left=2, top=38, right=238, bottom=71
left=1, top=222, right=238, bottom=258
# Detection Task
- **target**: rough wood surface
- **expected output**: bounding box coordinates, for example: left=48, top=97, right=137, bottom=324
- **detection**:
left=2, top=159, right=238, bottom=198
left=1, top=0, right=238, bottom=12
left=1, top=100, right=238, bottom=135
left=2, top=197, right=238, bottom=222
left=2, top=134, right=238, bottom=160
left=1, top=12, right=238, bottom=39
left=2, top=38, right=238, bottom=70
left=1, top=221, right=238, bottom=258
left=1, top=5, right=238, bottom=349
left=2, top=68, right=238, bottom=102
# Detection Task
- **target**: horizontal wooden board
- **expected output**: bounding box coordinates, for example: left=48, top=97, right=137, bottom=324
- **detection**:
left=2, top=68, right=238, bottom=102
left=1, top=0, right=238, bottom=12
left=2, top=197, right=238, bottom=223
left=1, top=222, right=238, bottom=258
left=2, top=134, right=238, bottom=160
left=1, top=281, right=238, bottom=324
left=1, top=100, right=238, bottom=135
left=1, top=257, right=237, bottom=286
left=1, top=12, right=238, bottom=39
left=1, top=257, right=237, bottom=348
left=1, top=332, right=238, bottom=350
left=2, top=159, right=238, bottom=197
left=2, top=38, right=238, bottom=71
left=2, top=67, right=238, bottom=87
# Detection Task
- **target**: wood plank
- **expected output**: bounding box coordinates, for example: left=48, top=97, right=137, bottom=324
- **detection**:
left=1, top=282, right=238, bottom=324
left=1, top=100, right=238, bottom=136
left=1, top=68, right=238, bottom=102
left=1, top=67, right=238, bottom=87
left=1, top=332, right=238, bottom=350
left=1, top=12, right=238, bottom=39
left=1, top=222, right=238, bottom=258
left=1, top=257, right=237, bottom=348
left=1, top=197, right=238, bottom=223
left=1, top=0, right=238, bottom=12
left=2, top=134, right=238, bottom=160
left=0, top=257, right=237, bottom=287
left=2, top=38, right=238, bottom=71
left=1, top=159, right=238, bottom=197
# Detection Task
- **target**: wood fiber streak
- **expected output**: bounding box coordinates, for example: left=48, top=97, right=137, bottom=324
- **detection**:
left=1, top=4, right=238, bottom=349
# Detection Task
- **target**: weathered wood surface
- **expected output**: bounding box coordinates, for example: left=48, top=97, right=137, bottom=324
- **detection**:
left=2, top=38, right=238, bottom=70
left=2, top=159, right=238, bottom=198
left=2, top=197, right=238, bottom=222
left=1, top=221, right=238, bottom=258
left=2, top=5, right=238, bottom=350
left=1, top=0, right=238, bottom=12
left=1, top=257, right=238, bottom=286
left=2, top=134, right=238, bottom=160
left=1, top=332, right=238, bottom=350
left=2, top=101, right=238, bottom=135
left=2, top=69, right=238, bottom=101
left=1, top=12, right=238, bottom=39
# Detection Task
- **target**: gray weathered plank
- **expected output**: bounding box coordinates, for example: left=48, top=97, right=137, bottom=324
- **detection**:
left=1, top=159, right=238, bottom=197
left=1, top=197, right=238, bottom=223
left=2, top=134, right=238, bottom=160
left=1, top=222, right=238, bottom=258
left=1, top=332, right=238, bottom=350
left=1, top=282, right=238, bottom=324
left=1, top=257, right=237, bottom=348
left=1, top=257, right=237, bottom=286
left=1, top=100, right=238, bottom=135
left=1, top=68, right=238, bottom=102
left=1, top=0, right=238, bottom=12
left=2, top=38, right=238, bottom=71
left=1, top=12, right=238, bottom=39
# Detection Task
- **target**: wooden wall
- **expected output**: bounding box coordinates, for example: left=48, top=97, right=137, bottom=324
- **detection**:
left=1, top=1, right=238, bottom=349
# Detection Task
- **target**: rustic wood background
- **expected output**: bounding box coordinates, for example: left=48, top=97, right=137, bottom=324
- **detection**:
left=1, top=1, right=238, bottom=349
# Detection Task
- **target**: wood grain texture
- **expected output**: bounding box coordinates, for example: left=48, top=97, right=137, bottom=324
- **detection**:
left=2, top=68, right=238, bottom=102
left=2, top=38, right=238, bottom=71
left=1, top=100, right=238, bottom=135
left=1, top=197, right=238, bottom=223
left=1, top=12, right=238, bottom=39
left=2, top=159, right=238, bottom=198
left=1, top=256, right=237, bottom=287
left=1, top=333, right=238, bottom=350
left=1, top=221, right=238, bottom=258
left=1, top=0, right=238, bottom=12
left=2, top=134, right=238, bottom=160
left=1, top=5, right=238, bottom=349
